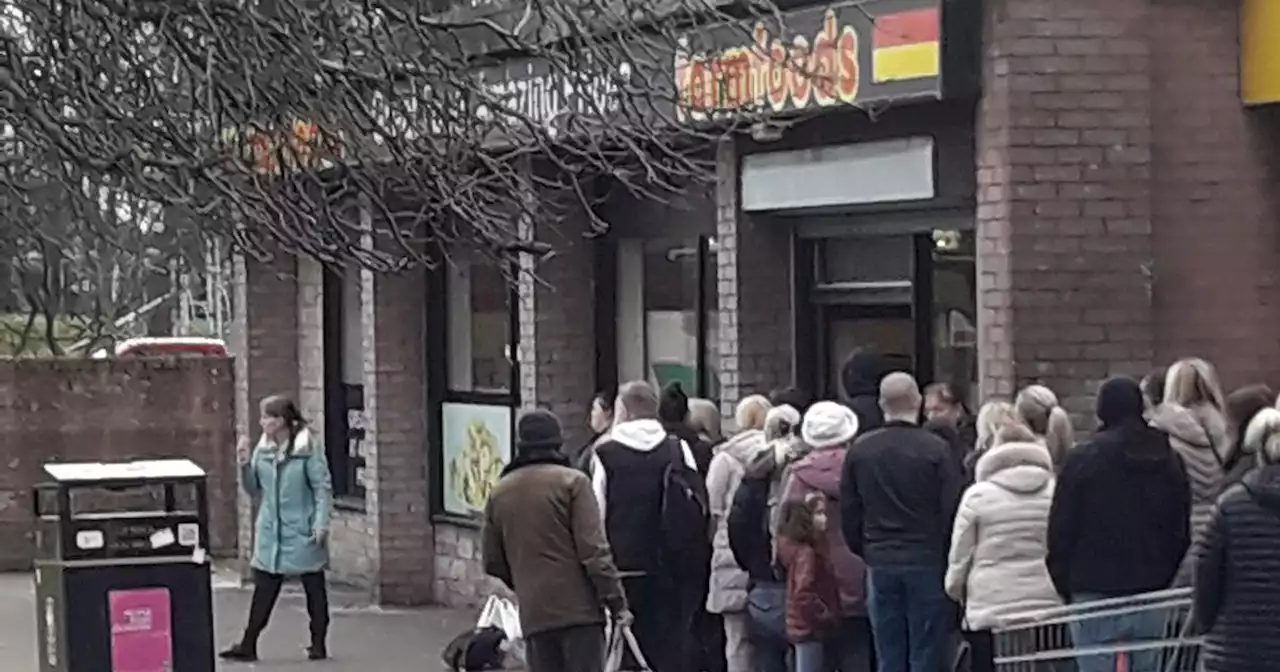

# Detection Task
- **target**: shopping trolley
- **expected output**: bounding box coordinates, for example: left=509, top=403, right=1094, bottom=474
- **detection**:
left=991, top=588, right=1203, bottom=672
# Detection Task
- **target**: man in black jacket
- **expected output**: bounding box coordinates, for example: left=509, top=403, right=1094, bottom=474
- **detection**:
left=591, top=381, right=700, bottom=672
left=841, top=372, right=961, bottom=672
left=1048, top=376, right=1190, bottom=672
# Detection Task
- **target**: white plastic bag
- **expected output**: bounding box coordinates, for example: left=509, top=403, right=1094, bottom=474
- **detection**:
left=603, top=622, right=650, bottom=672
left=477, top=595, right=522, bottom=640
left=476, top=596, right=525, bottom=668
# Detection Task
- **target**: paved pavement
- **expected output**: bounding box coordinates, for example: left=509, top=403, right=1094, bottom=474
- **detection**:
left=0, top=568, right=477, bottom=671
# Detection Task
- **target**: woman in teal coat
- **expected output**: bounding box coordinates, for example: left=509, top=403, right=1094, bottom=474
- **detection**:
left=221, top=395, right=334, bottom=662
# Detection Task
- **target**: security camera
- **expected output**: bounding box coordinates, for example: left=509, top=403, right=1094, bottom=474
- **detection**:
left=749, top=121, right=784, bottom=143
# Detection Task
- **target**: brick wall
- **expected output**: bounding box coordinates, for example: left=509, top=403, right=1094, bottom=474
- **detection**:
left=1147, top=1, right=1280, bottom=389
left=0, top=358, right=236, bottom=569
left=979, top=0, right=1280, bottom=415
left=526, top=205, right=598, bottom=448
left=233, top=250, right=299, bottom=575
left=366, top=268, right=432, bottom=605
left=978, top=0, right=1156, bottom=419
left=717, top=138, right=792, bottom=421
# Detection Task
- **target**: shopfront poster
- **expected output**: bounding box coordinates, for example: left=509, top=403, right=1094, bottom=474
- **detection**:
left=442, top=402, right=512, bottom=516
left=108, top=587, right=173, bottom=672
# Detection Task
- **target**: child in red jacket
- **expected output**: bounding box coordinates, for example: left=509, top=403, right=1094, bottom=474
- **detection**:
left=777, top=493, right=840, bottom=672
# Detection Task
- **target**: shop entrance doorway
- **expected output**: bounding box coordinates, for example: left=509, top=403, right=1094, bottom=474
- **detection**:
left=799, top=227, right=976, bottom=407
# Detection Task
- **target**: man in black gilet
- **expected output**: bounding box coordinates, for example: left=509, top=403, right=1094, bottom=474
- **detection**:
left=589, top=381, right=699, bottom=672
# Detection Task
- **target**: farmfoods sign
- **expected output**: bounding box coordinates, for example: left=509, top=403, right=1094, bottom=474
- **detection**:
left=475, top=0, right=946, bottom=134
left=674, top=0, right=942, bottom=122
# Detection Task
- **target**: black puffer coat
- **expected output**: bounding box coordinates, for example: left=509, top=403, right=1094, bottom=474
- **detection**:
left=1195, top=464, right=1280, bottom=671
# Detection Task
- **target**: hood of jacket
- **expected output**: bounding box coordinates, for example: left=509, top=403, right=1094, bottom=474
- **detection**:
left=792, top=447, right=845, bottom=498
left=1151, top=402, right=1228, bottom=458
left=744, top=434, right=810, bottom=479
left=975, top=441, right=1054, bottom=494
left=609, top=419, right=669, bottom=451
left=257, top=427, right=317, bottom=460
left=1087, top=419, right=1179, bottom=472
left=841, top=351, right=886, bottom=399
left=720, top=429, right=769, bottom=464
left=1243, top=464, right=1280, bottom=512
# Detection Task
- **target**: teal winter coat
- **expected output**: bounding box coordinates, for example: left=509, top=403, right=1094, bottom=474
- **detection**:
left=241, top=427, right=334, bottom=576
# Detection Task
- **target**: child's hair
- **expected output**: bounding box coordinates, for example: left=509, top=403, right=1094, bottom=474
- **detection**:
left=777, top=495, right=823, bottom=546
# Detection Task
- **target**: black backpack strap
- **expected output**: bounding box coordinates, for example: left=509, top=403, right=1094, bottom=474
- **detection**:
left=667, top=435, right=685, bottom=468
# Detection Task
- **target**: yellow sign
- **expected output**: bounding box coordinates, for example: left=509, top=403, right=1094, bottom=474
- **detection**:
left=1242, top=0, right=1280, bottom=106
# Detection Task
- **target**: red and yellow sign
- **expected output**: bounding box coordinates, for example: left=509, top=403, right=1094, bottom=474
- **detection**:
left=871, top=8, right=940, bottom=83
left=221, top=120, right=346, bottom=177
left=675, top=10, right=862, bottom=122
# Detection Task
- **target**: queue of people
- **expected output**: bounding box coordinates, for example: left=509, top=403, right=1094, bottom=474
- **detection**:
left=468, top=352, right=1280, bottom=672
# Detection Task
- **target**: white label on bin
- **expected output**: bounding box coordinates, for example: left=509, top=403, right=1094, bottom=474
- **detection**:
left=45, top=597, right=57, bottom=667
left=149, top=527, right=176, bottom=549
left=75, top=529, right=105, bottom=550
left=177, top=523, right=200, bottom=546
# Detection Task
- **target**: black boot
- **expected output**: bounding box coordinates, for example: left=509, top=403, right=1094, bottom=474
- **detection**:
left=307, top=635, right=328, bottom=661
left=301, top=571, right=330, bottom=661
left=219, top=642, right=258, bottom=662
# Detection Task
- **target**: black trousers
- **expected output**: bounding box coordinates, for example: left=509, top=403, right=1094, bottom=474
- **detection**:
left=241, top=569, right=330, bottom=649
left=526, top=624, right=606, bottom=672
left=623, top=575, right=682, bottom=672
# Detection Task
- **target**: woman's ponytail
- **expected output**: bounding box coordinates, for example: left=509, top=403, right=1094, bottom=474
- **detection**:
left=1016, top=384, right=1075, bottom=466
left=1044, top=405, right=1075, bottom=466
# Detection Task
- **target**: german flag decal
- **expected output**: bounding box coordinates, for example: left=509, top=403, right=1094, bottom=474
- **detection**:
left=872, top=8, right=941, bottom=83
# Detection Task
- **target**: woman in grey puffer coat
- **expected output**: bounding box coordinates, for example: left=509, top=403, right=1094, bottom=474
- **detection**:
left=1149, top=358, right=1229, bottom=586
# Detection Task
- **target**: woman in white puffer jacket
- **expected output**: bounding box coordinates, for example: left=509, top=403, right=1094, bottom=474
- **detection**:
left=946, top=423, right=1062, bottom=672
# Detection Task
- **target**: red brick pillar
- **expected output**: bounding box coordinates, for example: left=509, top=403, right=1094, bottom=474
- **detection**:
left=233, top=251, right=299, bottom=570
left=978, top=0, right=1156, bottom=419
left=367, top=268, right=433, bottom=606
left=525, top=209, right=599, bottom=449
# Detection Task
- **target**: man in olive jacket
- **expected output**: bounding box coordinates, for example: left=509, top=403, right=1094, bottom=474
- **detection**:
left=483, top=409, right=631, bottom=672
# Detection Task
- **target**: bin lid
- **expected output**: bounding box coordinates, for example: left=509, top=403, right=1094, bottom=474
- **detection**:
left=42, top=459, right=206, bottom=483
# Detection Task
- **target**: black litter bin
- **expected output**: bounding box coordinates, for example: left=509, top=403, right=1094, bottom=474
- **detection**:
left=33, top=459, right=215, bottom=672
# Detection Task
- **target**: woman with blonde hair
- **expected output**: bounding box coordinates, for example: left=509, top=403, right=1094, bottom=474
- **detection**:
left=1194, top=407, right=1280, bottom=670
left=947, top=419, right=1060, bottom=672
left=1150, top=357, right=1229, bottom=585
left=689, top=398, right=724, bottom=448
left=1015, top=385, right=1075, bottom=467
left=966, top=401, right=1018, bottom=483
left=706, top=395, right=773, bottom=672
left=729, top=403, right=807, bottom=672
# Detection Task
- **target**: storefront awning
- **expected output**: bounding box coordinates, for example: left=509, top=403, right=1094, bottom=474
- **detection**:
left=1242, top=0, right=1280, bottom=106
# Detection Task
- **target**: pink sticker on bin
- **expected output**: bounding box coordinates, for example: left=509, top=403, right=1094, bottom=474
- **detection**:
left=108, top=588, right=174, bottom=672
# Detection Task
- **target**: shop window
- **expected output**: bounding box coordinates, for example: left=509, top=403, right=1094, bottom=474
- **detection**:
left=428, top=252, right=518, bottom=522
left=616, top=236, right=719, bottom=401
left=447, top=255, right=512, bottom=394
left=322, top=266, right=366, bottom=501
left=931, top=229, right=978, bottom=409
